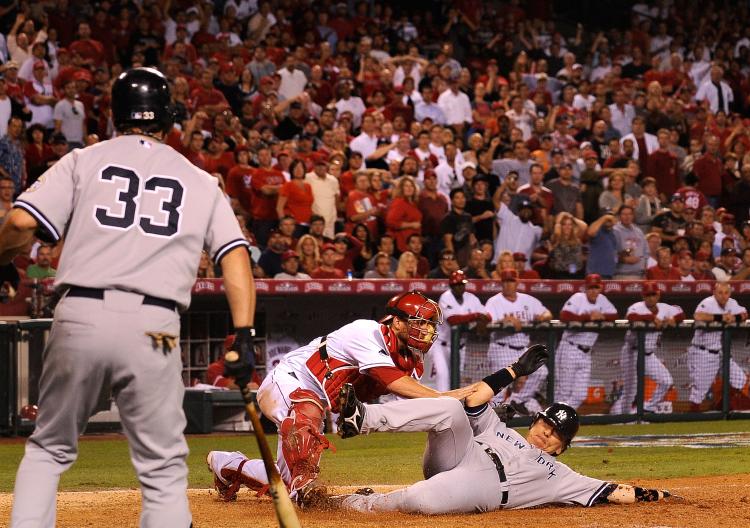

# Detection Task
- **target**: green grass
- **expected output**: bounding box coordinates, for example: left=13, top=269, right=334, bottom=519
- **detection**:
left=1, top=420, right=749, bottom=492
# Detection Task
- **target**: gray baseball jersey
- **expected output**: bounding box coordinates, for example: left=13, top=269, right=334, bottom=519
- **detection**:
left=342, top=398, right=608, bottom=514
left=15, top=135, right=247, bottom=309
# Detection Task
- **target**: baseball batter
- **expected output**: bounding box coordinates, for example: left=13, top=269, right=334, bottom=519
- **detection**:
left=688, top=282, right=748, bottom=410
left=555, top=274, right=618, bottom=409
left=431, top=270, right=489, bottom=391
left=484, top=269, right=552, bottom=414
left=304, top=345, right=677, bottom=514
left=609, top=282, right=683, bottom=414
left=206, top=291, right=476, bottom=501
left=0, top=68, right=255, bottom=528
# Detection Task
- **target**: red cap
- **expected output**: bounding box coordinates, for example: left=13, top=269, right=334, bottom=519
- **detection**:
left=260, top=75, right=274, bottom=85
left=423, top=169, right=437, bottom=180
left=57, top=47, right=69, bottom=56
left=584, top=273, right=603, bottom=287
left=73, top=70, right=93, bottom=83
left=583, top=149, right=598, bottom=159
left=321, top=243, right=336, bottom=253
left=512, top=252, right=527, bottom=262
left=642, top=281, right=660, bottom=295
left=33, top=60, right=46, bottom=70
left=722, top=213, right=736, bottom=224
left=500, top=269, right=518, bottom=281
left=678, top=249, right=693, bottom=258
left=281, top=249, right=299, bottom=262
left=449, top=270, right=468, bottom=286
left=695, top=251, right=711, bottom=262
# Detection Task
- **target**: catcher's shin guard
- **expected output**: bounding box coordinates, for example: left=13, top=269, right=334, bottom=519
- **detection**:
left=206, top=452, right=269, bottom=501
left=280, top=388, right=334, bottom=494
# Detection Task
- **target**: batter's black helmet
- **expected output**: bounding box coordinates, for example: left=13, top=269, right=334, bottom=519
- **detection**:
left=111, top=67, right=174, bottom=134
left=532, top=402, right=579, bottom=454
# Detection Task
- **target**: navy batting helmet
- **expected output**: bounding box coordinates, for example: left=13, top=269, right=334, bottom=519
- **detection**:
left=111, top=67, right=174, bottom=134
left=532, top=402, right=579, bottom=453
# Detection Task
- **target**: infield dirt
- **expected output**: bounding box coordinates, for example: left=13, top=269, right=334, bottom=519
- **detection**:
left=0, top=473, right=747, bottom=527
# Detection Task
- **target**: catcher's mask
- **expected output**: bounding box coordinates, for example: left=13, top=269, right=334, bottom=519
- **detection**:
left=531, top=402, right=579, bottom=455
left=382, top=290, right=442, bottom=356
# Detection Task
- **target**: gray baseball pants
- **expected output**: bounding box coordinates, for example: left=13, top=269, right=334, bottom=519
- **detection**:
left=11, top=291, right=191, bottom=528
left=342, top=397, right=504, bottom=514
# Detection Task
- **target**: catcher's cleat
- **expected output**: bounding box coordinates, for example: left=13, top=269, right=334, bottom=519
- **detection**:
left=354, top=487, right=375, bottom=496
left=337, top=383, right=365, bottom=439
left=206, top=451, right=268, bottom=501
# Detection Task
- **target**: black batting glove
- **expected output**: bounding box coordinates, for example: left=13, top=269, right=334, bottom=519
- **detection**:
left=510, top=344, right=548, bottom=378
left=223, top=327, right=255, bottom=389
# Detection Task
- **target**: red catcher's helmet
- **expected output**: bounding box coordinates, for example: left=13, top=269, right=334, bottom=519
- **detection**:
left=384, top=290, right=442, bottom=355
left=449, top=270, right=468, bottom=286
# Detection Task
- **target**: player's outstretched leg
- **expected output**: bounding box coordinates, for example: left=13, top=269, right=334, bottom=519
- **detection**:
left=206, top=451, right=271, bottom=500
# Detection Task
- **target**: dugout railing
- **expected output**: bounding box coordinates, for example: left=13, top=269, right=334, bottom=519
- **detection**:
left=452, top=320, right=750, bottom=424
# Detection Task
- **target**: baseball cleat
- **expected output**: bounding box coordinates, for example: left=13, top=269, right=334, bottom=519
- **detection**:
left=206, top=451, right=268, bottom=501
left=337, top=383, right=365, bottom=438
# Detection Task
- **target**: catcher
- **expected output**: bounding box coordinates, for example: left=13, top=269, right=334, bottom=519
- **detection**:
left=311, top=344, right=680, bottom=514
left=206, top=290, right=477, bottom=501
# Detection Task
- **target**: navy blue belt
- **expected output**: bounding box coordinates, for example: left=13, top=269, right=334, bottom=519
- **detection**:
left=697, top=345, right=720, bottom=355
left=477, top=442, right=508, bottom=505
left=66, top=286, right=177, bottom=311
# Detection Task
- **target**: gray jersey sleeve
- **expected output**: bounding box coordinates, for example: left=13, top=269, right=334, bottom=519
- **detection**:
left=204, top=186, right=249, bottom=264
left=14, top=150, right=77, bottom=242
left=464, top=402, right=502, bottom=436
left=552, top=462, right=610, bottom=507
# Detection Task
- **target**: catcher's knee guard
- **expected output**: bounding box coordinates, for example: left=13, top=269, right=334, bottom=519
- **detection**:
left=280, top=388, right=334, bottom=494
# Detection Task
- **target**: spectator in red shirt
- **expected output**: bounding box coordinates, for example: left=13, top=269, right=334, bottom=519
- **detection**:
left=225, top=148, right=255, bottom=218
left=277, top=159, right=314, bottom=235
left=345, top=171, right=379, bottom=237
left=24, top=124, right=54, bottom=188
left=310, top=243, right=346, bottom=279
left=69, top=21, right=105, bottom=66
left=417, top=170, right=449, bottom=261
left=203, top=135, right=235, bottom=177
left=676, top=172, right=708, bottom=211
left=513, top=252, right=542, bottom=279
left=385, top=175, right=422, bottom=253
left=646, top=246, right=681, bottom=280
left=251, top=146, right=286, bottom=246
left=693, top=135, right=724, bottom=207
left=191, top=69, right=231, bottom=118
left=646, top=128, right=680, bottom=200
left=332, top=232, right=364, bottom=275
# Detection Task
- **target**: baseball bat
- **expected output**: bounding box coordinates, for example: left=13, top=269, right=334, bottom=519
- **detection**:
left=225, top=351, right=301, bottom=528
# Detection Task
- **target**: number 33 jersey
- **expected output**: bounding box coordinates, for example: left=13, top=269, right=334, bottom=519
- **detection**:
left=15, top=135, right=247, bottom=310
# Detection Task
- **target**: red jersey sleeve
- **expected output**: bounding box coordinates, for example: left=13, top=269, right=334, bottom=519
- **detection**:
left=366, top=365, right=409, bottom=387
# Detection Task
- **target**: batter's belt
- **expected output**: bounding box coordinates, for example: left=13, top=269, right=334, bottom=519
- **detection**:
left=475, top=441, right=509, bottom=506
left=65, top=286, right=177, bottom=311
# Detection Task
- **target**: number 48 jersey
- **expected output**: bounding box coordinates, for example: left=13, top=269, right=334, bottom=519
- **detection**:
left=15, top=135, right=247, bottom=310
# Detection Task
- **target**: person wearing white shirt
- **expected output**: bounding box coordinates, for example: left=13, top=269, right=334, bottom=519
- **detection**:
left=505, top=96, right=535, bottom=140
left=277, top=56, right=308, bottom=101
left=224, top=0, right=258, bottom=21
left=493, top=198, right=542, bottom=266
left=436, top=81, right=472, bottom=131
left=695, top=66, right=734, bottom=114
left=349, top=113, right=380, bottom=162
left=305, top=161, right=340, bottom=239
left=334, top=81, right=366, bottom=129
left=620, top=117, right=659, bottom=161
left=608, top=90, right=636, bottom=137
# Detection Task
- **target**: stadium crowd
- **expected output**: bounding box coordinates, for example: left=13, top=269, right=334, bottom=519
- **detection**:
left=3, top=0, right=750, bottom=286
